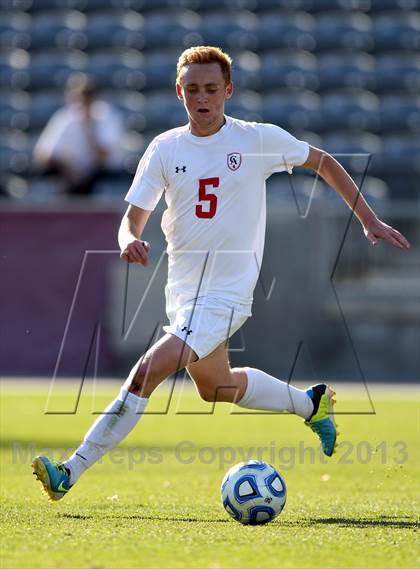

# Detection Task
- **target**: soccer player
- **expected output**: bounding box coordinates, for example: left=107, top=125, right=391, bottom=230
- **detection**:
left=32, top=46, right=410, bottom=501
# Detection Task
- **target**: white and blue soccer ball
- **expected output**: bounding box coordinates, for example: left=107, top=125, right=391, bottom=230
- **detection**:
left=221, top=461, right=287, bottom=525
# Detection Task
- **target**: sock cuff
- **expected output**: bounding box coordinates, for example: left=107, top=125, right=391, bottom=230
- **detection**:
left=118, top=387, right=149, bottom=413
left=237, top=366, right=256, bottom=407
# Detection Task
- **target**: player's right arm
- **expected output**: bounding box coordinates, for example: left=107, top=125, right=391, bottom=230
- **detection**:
left=118, top=204, right=151, bottom=265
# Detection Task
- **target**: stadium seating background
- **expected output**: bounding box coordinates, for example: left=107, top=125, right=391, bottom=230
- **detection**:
left=1, top=0, right=419, bottom=200
left=1, top=1, right=419, bottom=381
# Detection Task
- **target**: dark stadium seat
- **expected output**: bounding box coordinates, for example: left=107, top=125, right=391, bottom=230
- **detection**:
left=300, top=0, right=368, bottom=11
left=143, top=11, right=203, bottom=50
left=199, top=11, right=258, bottom=50
left=0, top=11, right=31, bottom=50
left=27, top=91, right=64, bottom=130
left=371, top=134, right=420, bottom=175
left=0, top=129, right=31, bottom=176
left=231, top=50, right=261, bottom=90
left=314, top=13, right=374, bottom=51
left=292, top=129, right=323, bottom=149
left=260, top=50, right=318, bottom=91
left=101, top=90, right=147, bottom=131
left=117, top=0, right=198, bottom=12
left=375, top=53, right=420, bottom=93
left=224, top=90, right=262, bottom=121
left=141, top=129, right=164, bottom=148
left=72, top=0, right=130, bottom=11
left=143, top=91, right=187, bottom=130
left=261, top=90, right=322, bottom=130
left=87, top=50, right=146, bottom=89
left=257, top=11, right=316, bottom=51
left=318, top=51, right=375, bottom=91
left=29, top=11, right=87, bottom=50
left=322, top=131, right=383, bottom=155
left=372, top=12, right=420, bottom=51
left=368, top=0, right=420, bottom=13
left=247, top=0, right=420, bottom=11
left=0, top=90, right=30, bottom=130
left=27, top=50, right=87, bottom=90
left=196, top=0, right=257, bottom=10
left=119, top=130, right=146, bottom=174
left=0, top=49, right=30, bottom=90
left=251, top=0, right=420, bottom=11
left=141, top=51, right=178, bottom=90
left=93, top=175, right=133, bottom=199
left=357, top=176, right=390, bottom=201
left=1, top=0, right=419, bottom=203
left=321, top=90, right=379, bottom=131
left=0, top=173, right=29, bottom=199
left=0, top=0, right=32, bottom=10
left=21, top=0, right=85, bottom=11
left=85, top=11, right=145, bottom=51
left=254, top=0, right=313, bottom=10
left=379, top=94, right=420, bottom=133
left=253, top=0, right=340, bottom=12
left=379, top=174, right=418, bottom=199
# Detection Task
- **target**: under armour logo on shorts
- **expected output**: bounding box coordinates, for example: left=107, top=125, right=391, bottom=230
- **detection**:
left=175, top=166, right=187, bottom=173
left=181, top=326, right=193, bottom=335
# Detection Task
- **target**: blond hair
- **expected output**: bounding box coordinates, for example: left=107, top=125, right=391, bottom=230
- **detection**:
left=176, top=46, right=233, bottom=85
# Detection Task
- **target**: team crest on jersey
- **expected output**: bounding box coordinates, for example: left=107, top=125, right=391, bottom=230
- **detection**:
left=227, top=152, right=242, bottom=171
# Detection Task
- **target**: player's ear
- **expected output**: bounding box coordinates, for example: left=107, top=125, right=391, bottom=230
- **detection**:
left=176, top=83, right=183, bottom=100
left=225, top=82, right=234, bottom=99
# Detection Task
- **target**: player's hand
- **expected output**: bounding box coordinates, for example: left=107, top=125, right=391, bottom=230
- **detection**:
left=363, top=218, right=410, bottom=250
left=120, top=240, right=151, bottom=265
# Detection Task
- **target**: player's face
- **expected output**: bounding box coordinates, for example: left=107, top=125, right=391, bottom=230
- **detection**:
left=176, top=63, right=233, bottom=136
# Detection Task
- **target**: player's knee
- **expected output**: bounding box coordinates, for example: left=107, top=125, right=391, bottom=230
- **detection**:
left=196, top=385, right=216, bottom=402
left=197, top=383, right=239, bottom=403
left=231, top=366, right=246, bottom=377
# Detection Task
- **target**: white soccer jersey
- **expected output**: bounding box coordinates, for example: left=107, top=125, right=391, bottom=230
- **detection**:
left=125, top=116, right=309, bottom=315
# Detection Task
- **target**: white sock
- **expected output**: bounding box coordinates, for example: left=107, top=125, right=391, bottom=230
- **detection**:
left=237, top=367, right=313, bottom=419
left=64, top=388, right=148, bottom=485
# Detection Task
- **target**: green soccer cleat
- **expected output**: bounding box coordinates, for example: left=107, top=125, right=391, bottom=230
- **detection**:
left=304, top=384, right=338, bottom=457
left=31, top=456, right=71, bottom=501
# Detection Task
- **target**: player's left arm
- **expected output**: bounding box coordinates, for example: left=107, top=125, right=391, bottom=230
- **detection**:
left=302, top=146, right=410, bottom=249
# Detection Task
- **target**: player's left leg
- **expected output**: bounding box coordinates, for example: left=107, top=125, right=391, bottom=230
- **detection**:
left=187, top=344, right=337, bottom=456
left=32, top=333, right=197, bottom=500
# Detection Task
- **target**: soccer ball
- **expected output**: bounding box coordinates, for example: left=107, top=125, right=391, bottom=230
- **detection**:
left=221, top=460, right=287, bottom=525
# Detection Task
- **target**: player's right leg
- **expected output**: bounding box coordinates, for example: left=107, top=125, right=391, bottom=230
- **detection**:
left=32, top=333, right=197, bottom=501
left=187, top=345, right=337, bottom=457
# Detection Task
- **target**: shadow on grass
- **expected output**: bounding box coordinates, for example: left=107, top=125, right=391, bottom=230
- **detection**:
left=59, top=513, right=417, bottom=528
left=299, top=516, right=418, bottom=529
left=59, top=513, right=230, bottom=523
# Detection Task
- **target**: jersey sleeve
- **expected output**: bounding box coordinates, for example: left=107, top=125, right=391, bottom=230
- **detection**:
left=259, top=123, right=309, bottom=177
left=125, top=139, right=166, bottom=211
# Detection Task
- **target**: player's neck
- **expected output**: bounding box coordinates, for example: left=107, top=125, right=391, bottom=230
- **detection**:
left=189, top=116, right=226, bottom=137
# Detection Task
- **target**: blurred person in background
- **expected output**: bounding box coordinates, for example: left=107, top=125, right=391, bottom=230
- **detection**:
left=33, top=74, right=124, bottom=196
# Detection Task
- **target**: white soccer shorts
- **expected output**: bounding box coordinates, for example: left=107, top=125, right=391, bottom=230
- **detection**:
left=163, top=294, right=249, bottom=359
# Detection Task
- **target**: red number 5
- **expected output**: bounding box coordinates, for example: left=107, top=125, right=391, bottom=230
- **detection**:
left=195, top=177, right=219, bottom=219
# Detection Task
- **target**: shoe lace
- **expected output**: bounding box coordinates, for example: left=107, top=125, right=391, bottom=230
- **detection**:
left=309, top=422, right=322, bottom=436
left=51, top=460, right=68, bottom=476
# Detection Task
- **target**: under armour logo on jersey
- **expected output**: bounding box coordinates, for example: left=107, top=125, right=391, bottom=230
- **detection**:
left=227, top=152, right=242, bottom=171
left=175, top=165, right=187, bottom=173
left=181, top=326, right=192, bottom=335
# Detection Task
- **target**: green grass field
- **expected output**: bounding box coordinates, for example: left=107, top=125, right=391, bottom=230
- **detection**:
left=0, top=380, right=418, bottom=569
